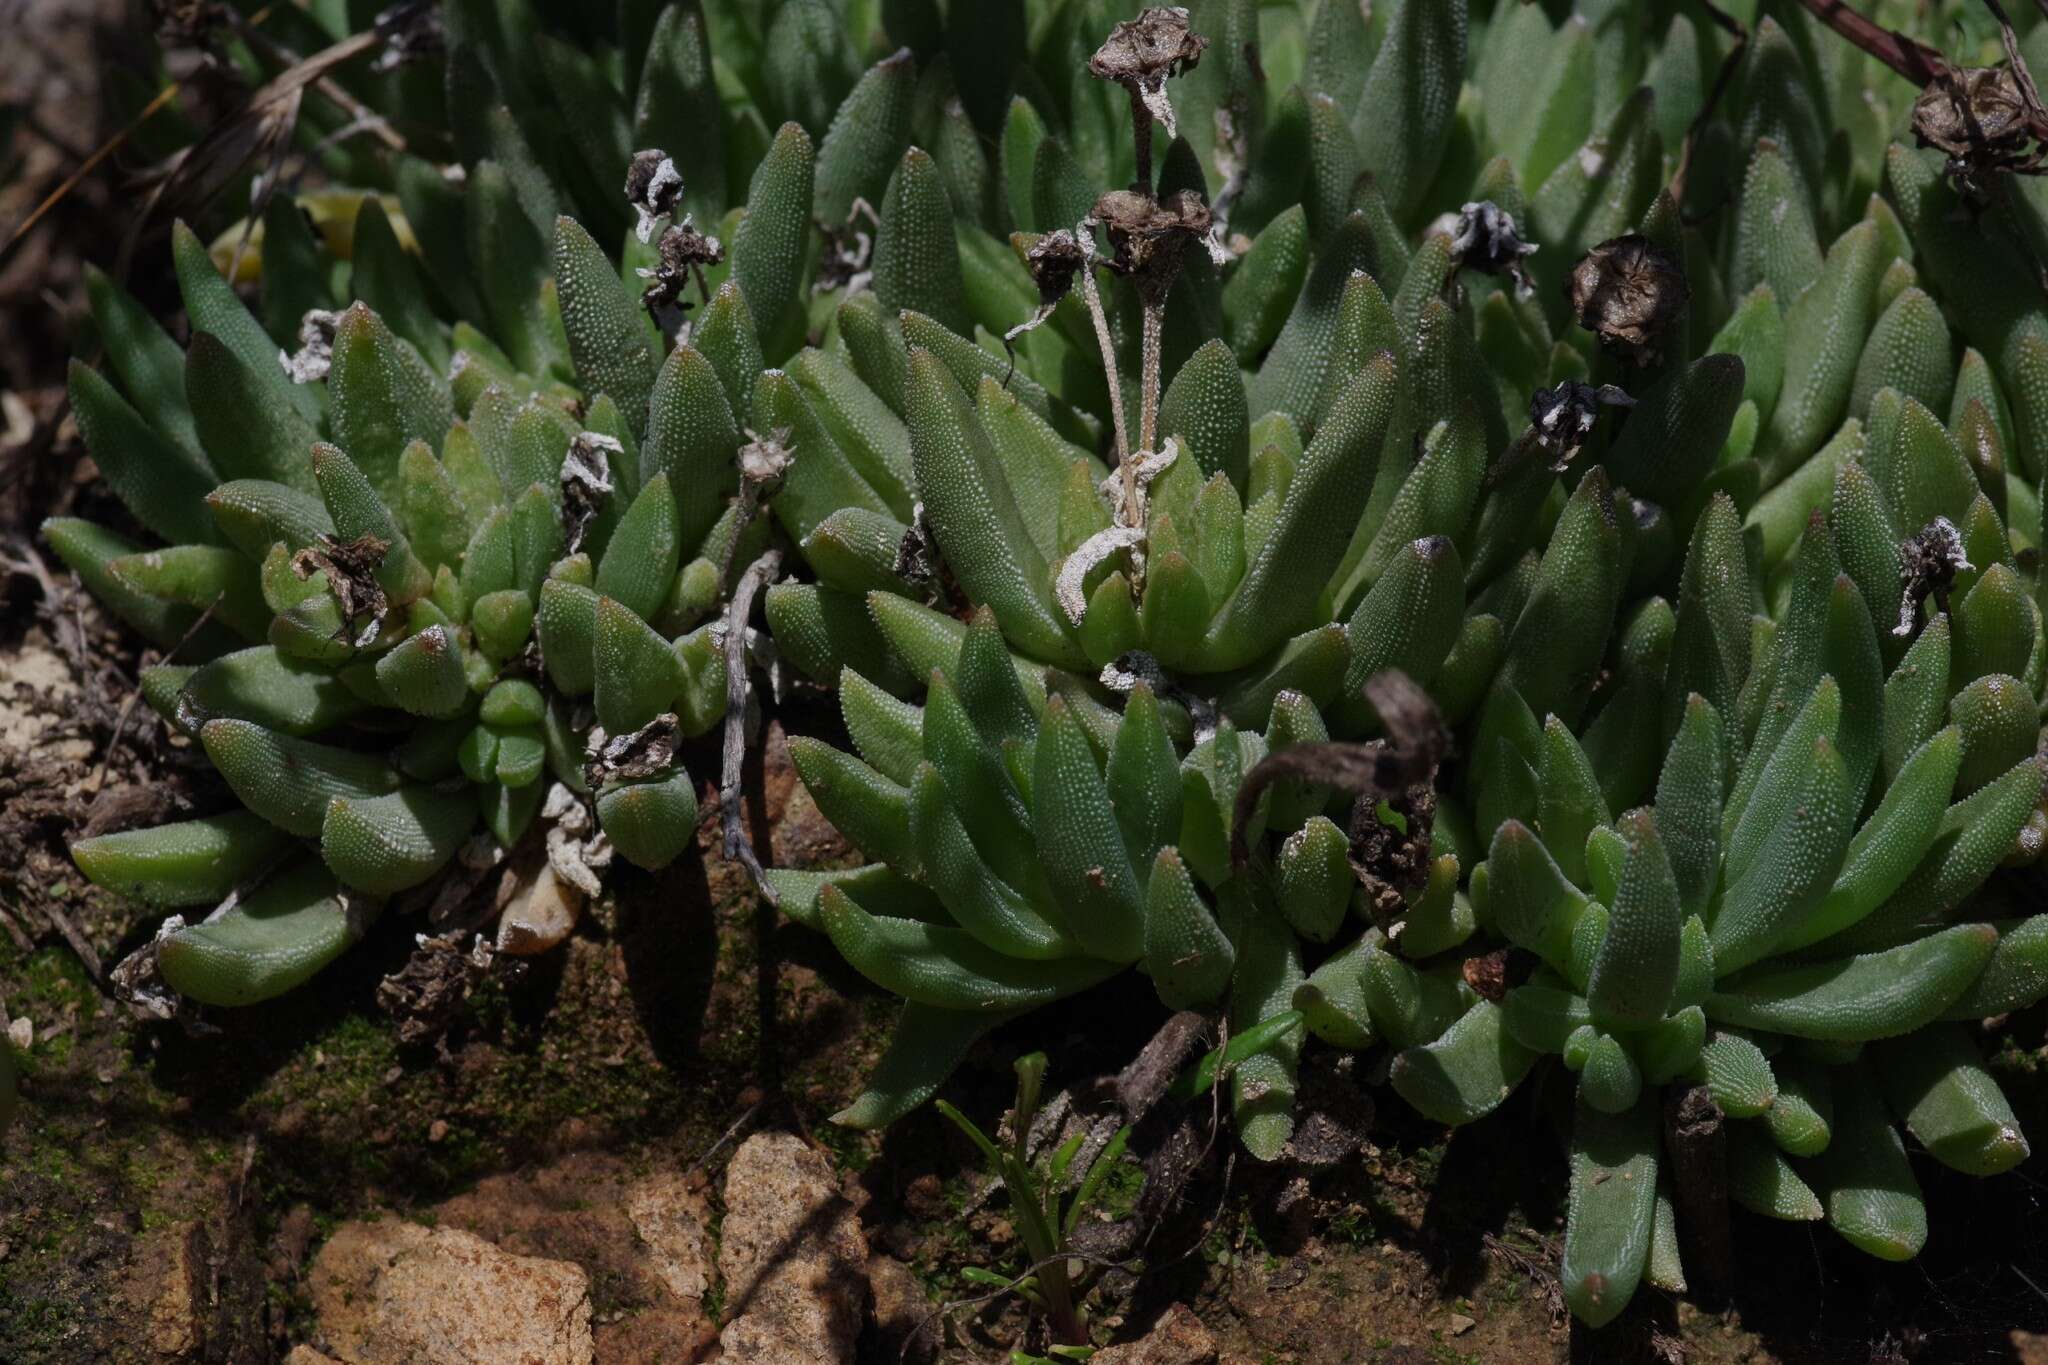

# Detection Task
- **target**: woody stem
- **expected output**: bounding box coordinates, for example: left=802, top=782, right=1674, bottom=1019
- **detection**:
left=1128, top=87, right=1153, bottom=192
left=1077, top=257, right=1132, bottom=476
left=1139, top=300, right=1162, bottom=462
left=1793, top=0, right=1949, bottom=85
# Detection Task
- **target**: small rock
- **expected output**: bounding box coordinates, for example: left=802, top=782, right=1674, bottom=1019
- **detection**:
left=309, top=1220, right=593, bottom=1365
left=1449, top=1312, right=1476, bottom=1335
left=427, top=1119, right=448, bottom=1143
left=717, top=1131, right=867, bottom=1364
left=2016, top=1329, right=2048, bottom=1365
left=1093, top=1304, right=1217, bottom=1365
left=624, top=1171, right=713, bottom=1305
left=284, top=1349, right=345, bottom=1365
left=901, top=1171, right=945, bottom=1219
left=124, top=1219, right=206, bottom=1360
left=865, top=1253, right=938, bottom=1365
left=496, top=860, right=583, bottom=955
left=269, top=1204, right=318, bottom=1279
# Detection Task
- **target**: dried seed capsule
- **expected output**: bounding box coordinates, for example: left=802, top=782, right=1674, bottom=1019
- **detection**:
left=1087, top=6, right=1209, bottom=141
left=1910, top=66, right=2037, bottom=194
left=1091, top=188, right=1228, bottom=305
left=1565, top=233, right=1689, bottom=366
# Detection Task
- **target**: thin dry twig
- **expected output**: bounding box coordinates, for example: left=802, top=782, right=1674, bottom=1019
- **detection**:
left=1794, top=0, right=1950, bottom=85
left=1076, top=236, right=1131, bottom=471
left=720, top=548, right=783, bottom=905
left=1, top=84, right=183, bottom=256
left=115, top=25, right=389, bottom=280
left=1670, top=0, right=1749, bottom=206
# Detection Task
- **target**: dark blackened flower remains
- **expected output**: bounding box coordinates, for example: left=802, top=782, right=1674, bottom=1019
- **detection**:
left=1529, top=379, right=1636, bottom=470
left=1448, top=200, right=1539, bottom=297
left=1895, top=516, right=1973, bottom=637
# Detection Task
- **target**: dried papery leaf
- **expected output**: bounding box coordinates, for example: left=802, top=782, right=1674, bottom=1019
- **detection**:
left=891, top=501, right=939, bottom=592
left=1448, top=201, right=1538, bottom=297
left=542, top=782, right=612, bottom=899
left=624, top=148, right=686, bottom=243
left=495, top=857, right=583, bottom=955
left=377, top=932, right=492, bottom=1046
left=1057, top=526, right=1143, bottom=625
left=1530, top=379, right=1636, bottom=470
left=1349, top=780, right=1436, bottom=929
left=559, top=431, right=620, bottom=554
left=1895, top=516, right=1972, bottom=638
left=1566, top=233, right=1689, bottom=365
left=1229, top=670, right=1447, bottom=868
left=1098, top=648, right=1218, bottom=741
left=279, top=308, right=342, bottom=384
left=291, top=532, right=390, bottom=647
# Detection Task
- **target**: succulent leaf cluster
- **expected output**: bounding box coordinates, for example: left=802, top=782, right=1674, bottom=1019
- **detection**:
left=47, top=0, right=2048, bottom=1332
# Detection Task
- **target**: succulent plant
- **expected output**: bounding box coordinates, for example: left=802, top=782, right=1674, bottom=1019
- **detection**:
left=51, top=0, right=922, bottom=1003
left=766, top=603, right=1445, bottom=1155
left=42, top=0, right=2048, bottom=1337
left=1377, top=485, right=2048, bottom=1323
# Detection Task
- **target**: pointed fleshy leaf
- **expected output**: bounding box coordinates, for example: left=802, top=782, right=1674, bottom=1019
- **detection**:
left=201, top=718, right=400, bottom=837
left=554, top=216, right=657, bottom=441
left=157, top=862, right=359, bottom=1006
left=72, top=812, right=294, bottom=909
left=322, top=786, right=476, bottom=894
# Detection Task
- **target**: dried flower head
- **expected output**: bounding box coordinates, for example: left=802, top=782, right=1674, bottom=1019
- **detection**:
left=585, top=712, right=682, bottom=788
left=280, top=308, right=343, bottom=384
left=1895, top=516, right=1973, bottom=637
left=638, top=218, right=725, bottom=324
left=892, top=500, right=940, bottom=591
left=1529, top=379, right=1636, bottom=470
left=737, top=425, right=796, bottom=492
left=624, top=149, right=686, bottom=243
left=1565, top=234, right=1689, bottom=365
left=1088, top=6, right=1208, bottom=141
left=1448, top=200, right=1538, bottom=297
left=376, top=932, right=493, bottom=1046
left=1091, top=188, right=1226, bottom=303
left=560, top=431, right=621, bottom=554
left=292, top=532, right=392, bottom=647
left=150, top=0, right=228, bottom=47
left=1004, top=229, right=1087, bottom=344
left=815, top=198, right=879, bottom=295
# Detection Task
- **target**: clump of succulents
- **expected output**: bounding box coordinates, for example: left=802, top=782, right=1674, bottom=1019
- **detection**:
left=44, top=0, right=2048, bottom=1339
left=1390, top=490, right=2048, bottom=1324
left=53, top=0, right=924, bottom=1002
